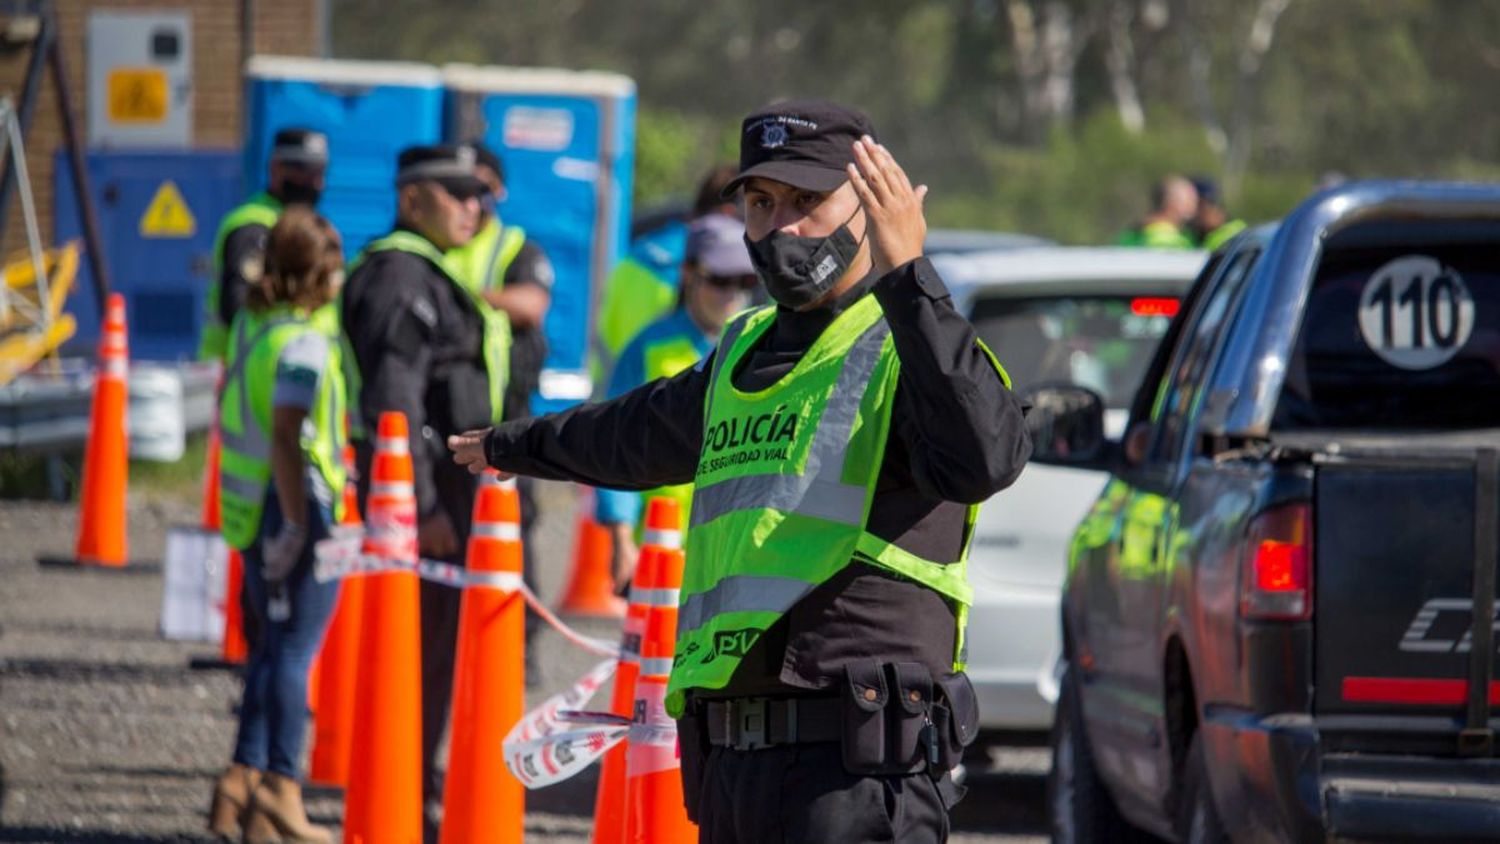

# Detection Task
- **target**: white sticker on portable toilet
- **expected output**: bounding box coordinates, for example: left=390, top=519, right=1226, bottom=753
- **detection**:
left=503, top=106, right=575, bottom=151
left=1357, top=255, right=1474, bottom=371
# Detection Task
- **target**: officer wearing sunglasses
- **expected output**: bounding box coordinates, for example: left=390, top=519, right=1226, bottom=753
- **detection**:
left=339, top=144, right=506, bottom=836
left=595, top=214, right=761, bottom=582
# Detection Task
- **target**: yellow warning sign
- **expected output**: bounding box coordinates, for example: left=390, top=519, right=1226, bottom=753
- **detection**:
left=107, top=68, right=168, bottom=124
left=139, top=181, right=196, bottom=238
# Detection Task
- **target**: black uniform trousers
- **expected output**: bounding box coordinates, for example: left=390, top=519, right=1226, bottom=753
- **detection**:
left=693, top=744, right=949, bottom=843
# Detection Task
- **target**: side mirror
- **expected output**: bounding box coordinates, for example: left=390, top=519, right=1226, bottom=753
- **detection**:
left=1022, top=383, right=1107, bottom=466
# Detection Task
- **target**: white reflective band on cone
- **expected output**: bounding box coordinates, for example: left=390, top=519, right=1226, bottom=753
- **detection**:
left=641, top=528, right=682, bottom=549
left=463, top=570, right=524, bottom=590
left=639, top=657, right=673, bottom=676
left=368, top=481, right=413, bottom=498
left=471, top=521, right=522, bottom=541
left=375, top=435, right=409, bottom=454
left=632, top=587, right=680, bottom=608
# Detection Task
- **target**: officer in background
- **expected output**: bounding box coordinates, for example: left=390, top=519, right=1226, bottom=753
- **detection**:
left=1115, top=174, right=1198, bottom=249
left=1188, top=175, right=1247, bottom=251
left=339, top=145, right=498, bottom=841
left=595, top=214, right=758, bottom=581
left=595, top=164, right=740, bottom=365
left=443, top=142, right=556, bottom=678
left=452, top=101, right=1031, bottom=842
left=200, top=128, right=330, bottom=361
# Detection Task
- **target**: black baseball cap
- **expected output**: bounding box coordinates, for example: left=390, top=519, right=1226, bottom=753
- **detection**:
left=721, top=100, right=877, bottom=198
left=395, top=144, right=486, bottom=196
left=270, top=128, right=328, bottom=166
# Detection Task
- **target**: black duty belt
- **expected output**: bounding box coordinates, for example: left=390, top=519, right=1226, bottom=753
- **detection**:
left=701, top=696, right=842, bottom=751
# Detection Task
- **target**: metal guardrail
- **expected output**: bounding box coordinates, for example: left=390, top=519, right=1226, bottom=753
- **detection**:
left=0, top=358, right=218, bottom=455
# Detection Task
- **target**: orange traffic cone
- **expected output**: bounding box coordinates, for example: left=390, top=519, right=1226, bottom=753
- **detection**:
left=625, top=545, right=697, bottom=844
left=220, top=548, right=249, bottom=663
left=593, top=497, right=682, bottom=844
left=558, top=488, right=625, bottom=618
left=74, top=293, right=130, bottom=567
left=197, top=425, right=249, bottom=664
left=344, top=412, right=423, bottom=844
left=440, top=475, right=526, bottom=844
left=310, top=446, right=366, bottom=787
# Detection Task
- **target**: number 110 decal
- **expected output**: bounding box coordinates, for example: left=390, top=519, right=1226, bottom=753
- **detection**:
left=1357, top=255, right=1475, bottom=370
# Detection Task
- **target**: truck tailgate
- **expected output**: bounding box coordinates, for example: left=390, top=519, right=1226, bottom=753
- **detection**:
left=1314, top=451, right=1499, bottom=753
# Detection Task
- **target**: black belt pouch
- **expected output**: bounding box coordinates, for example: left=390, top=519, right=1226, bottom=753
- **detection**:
left=888, top=662, right=935, bottom=773
left=933, top=671, right=981, bottom=769
left=841, top=660, right=889, bottom=774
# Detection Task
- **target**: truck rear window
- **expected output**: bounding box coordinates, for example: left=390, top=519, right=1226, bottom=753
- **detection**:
left=1275, top=240, right=1500, bottom=430
left=970, top=294, right=1176, bottom=410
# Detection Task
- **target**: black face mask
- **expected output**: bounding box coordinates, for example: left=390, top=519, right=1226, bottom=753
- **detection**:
left=744, top=207, right=865, bottom=309
left=276, top=180, right=323, bottom=208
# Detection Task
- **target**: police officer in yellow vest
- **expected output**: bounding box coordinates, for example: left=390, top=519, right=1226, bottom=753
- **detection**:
left=339, top=144, right=501, bottom=838
left=199, top=128, right=330, bottom=362
left=451, top=101, right=1032, bottom=842
left=595, top=213, right=758, bottom=580
left=208, top=208, right=345, bottom=844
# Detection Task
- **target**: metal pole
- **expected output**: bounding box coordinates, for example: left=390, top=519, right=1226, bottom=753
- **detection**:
left=0, top=3, right=50, bottom=251
left=47, top=2, right=112, bottom=309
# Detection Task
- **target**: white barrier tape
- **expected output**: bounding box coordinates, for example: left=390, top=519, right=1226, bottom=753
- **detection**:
left=312, top=531, right=619, bottom=658
left=638, top=657, right=674, bottom=677
left=472, top=521, right=522, bottom=541
left=504, top=658, right=624, bottom=789
left=641, top=528, right=682, bottom=550
left=633, top=587, right=680, bottom=608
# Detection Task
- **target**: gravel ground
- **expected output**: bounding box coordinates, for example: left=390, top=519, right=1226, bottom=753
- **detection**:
left=0, top=482, right=1045, bottom=843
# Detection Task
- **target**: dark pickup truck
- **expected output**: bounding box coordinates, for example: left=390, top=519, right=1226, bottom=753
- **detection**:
left=1030, top=181, right=1500, bottom=843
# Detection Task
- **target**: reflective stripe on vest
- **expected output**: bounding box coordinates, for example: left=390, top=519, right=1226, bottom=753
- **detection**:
left=665, top=294, right=980, bottom=716
left=199, top=193, right=282, bottom=362
left=446, top=218, right=527, bottom=296
left=218, top=307, right=348, bottom=549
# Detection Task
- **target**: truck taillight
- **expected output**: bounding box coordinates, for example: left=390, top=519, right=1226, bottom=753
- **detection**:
left=1240, top=502, right=1313, bottom=621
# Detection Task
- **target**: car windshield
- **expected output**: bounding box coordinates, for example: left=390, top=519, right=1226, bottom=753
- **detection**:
left=969, top=293, right=1178, bottom=409
left=1274, top=236, right=1500, bottom=430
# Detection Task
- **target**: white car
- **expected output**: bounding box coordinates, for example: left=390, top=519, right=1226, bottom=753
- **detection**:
left=932, top=246, right=1207, bottom=732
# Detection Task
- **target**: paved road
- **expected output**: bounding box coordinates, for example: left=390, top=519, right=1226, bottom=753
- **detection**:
left=0, top=483, right=1047, bottom=842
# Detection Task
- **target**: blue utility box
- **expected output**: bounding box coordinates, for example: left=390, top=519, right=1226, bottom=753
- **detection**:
left=55, top=149, right=242, bottom=360
left=443, top=64, right=636, bottom=413
left=242, top=56, right=445, bottom=257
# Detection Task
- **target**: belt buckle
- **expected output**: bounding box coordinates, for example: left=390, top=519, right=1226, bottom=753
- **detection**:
left=730, top=698, right=768, bottom=751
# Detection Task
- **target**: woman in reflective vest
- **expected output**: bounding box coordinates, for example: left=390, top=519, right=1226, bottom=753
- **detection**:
left=595, top=214, right=759, bottom=578
left=208, top=207, right=346, bottom=844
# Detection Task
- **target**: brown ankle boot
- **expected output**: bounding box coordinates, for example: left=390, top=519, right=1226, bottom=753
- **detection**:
left=242, top=772, right=333, bottom=844
left=207, top=764, right=261, bottom=839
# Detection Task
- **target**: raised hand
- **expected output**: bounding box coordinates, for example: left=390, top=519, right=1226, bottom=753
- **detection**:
left=847, top=136, right=928, bottom=277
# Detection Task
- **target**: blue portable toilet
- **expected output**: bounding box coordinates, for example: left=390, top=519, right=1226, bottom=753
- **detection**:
left=243, top=56, right=445, bottom=258
left=443, top=64, right=636, bottom=414
left=55, top=149, right=242, bottom=360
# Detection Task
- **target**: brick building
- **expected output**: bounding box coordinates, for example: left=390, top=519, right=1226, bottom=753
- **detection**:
left=0, top=0, right=324, bottom=252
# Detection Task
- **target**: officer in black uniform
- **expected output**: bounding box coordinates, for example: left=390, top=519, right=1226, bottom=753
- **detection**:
left=202, top=128, right=329, bottom=362
left=338, top=145, right=492, bottom=841
left=451, top=102, right=1030, bottom=842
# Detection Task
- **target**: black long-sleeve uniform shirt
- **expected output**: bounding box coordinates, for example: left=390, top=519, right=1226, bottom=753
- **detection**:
left=342, top=227, right=493, bottom=520
left=486, top=257, right=1031, bottom=696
